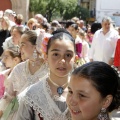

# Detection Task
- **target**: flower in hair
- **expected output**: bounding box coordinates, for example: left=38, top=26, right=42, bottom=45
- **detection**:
left=41, top=37, right=49, bottom=55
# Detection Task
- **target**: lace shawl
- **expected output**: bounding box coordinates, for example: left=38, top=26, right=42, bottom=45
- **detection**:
left=23, top=76, right=71, bottom=120
left=8, top=60, right=48, bottom=94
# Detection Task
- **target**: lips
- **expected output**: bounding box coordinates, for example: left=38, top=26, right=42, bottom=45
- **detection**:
left=71, top=109, right=81, bottom=115
left=57, top=67, right=66, bottom=71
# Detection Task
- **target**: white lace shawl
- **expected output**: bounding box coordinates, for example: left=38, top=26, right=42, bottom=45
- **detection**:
left=7, top=60, right=48, bottom=94
left=22, top=76, right=71, bottom=120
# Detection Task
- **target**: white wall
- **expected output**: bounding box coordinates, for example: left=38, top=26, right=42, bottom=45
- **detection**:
left=96, top=0, right=120, bottom=26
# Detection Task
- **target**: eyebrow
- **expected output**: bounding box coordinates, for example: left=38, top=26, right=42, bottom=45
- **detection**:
left=51, top=49, right=74, bottom=53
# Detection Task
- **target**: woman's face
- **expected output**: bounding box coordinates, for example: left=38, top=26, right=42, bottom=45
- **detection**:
left=1, top=19, right=7, bottom=29
left=19, top=34, right=35, bottom=60
left=2, top=51, right=14, bottom=68
left=12, top=29, right=21, bottom=45
left=46, top=39, right=75, bottom=77
left=66, top=75, right=106, bottom=120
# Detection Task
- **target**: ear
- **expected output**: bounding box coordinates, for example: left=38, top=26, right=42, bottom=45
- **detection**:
left=102, top=95, right=113, bottom=109
left=44, top=54, right=48, bottom=61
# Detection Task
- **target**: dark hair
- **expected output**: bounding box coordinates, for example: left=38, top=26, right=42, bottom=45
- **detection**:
left=15, top=14, right=23, bottom=25
left=41, top=22, right=50, bottom=32
left=91, top=22, right=101, bottom=34
left=72, top=61, right=120, bottom=112
left=65, top=20, right=75, bottom=28
left=23, top=30, right=37, bottom=45
left=46, top=28, right=75, bottom=54
left=71, top=24, right=78, bottom=30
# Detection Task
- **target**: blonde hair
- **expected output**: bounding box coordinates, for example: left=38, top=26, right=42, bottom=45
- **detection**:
left=1, top=16, right=10, bottom=30
left=79, top=29, right=86, bottom=39
left=27, top=18, right=37, bottom=29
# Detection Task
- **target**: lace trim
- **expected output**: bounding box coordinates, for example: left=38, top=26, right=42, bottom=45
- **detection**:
left=23, top=77, right=71, bottom=120
left=12, top=61, right=48, bottom=93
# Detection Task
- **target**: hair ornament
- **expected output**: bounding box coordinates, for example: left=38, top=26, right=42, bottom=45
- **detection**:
left=111, top=65, right=120, bottom=77
left=41, top=33, right=52, bottom=57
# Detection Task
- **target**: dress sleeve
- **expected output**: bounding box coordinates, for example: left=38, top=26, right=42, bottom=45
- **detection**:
left=16, top=99, right=35, bottom=120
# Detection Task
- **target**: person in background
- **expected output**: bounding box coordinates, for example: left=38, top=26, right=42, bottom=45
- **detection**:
left=78, top=30, right=90, bottom=63
left=27, top=18, right=38, bottom=30
left=67, top=61, right=120, bottom=120
left=2, top=25, right=29, bottom=52
left=65, top=20, right=75, bottom=34
left=0, top=30, right=48, bottom=120
left=14, top=14, right=23, bottom=26
left=0, top=48, right=22, bottom=99
left=0, top=11, right=3, bottom=30
left=0, top=16, right=11, bottom=55
left=89, top=17, right=119, bottom=65
left=4, top=9, right=16, bottom=28
left=77, top=20, right=86, bottom=32
left=34, top=14, right=44, bottom=24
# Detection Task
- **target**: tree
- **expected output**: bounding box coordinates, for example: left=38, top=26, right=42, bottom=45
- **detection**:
left=29, top=0, right=89, bottom=22
left=63, top=5, right=90, bottom=21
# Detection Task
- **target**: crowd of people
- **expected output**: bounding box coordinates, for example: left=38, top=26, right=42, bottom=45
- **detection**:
left=0, top=9, right=119, bottom=120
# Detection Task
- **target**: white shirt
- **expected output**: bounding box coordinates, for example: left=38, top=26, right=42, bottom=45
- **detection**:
left=89, top=28, right=119, bottom=64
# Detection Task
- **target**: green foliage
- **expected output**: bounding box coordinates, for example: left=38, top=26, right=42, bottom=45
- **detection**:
left=29, top=0, right=90, bottom=21
left=63, top=6, right=90, bottom=20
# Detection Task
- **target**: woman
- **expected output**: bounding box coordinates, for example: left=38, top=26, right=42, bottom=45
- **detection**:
left=16, top=28, right=76, bottom=120
left=0, top=16, right=11, bottom=55
left=0, top=48, right=22, bottom=98
left=0, top=30, right=48, bottom=120
left=3, top=25, right=29, bottom=52
left=66, top=61, right=120, bottom=120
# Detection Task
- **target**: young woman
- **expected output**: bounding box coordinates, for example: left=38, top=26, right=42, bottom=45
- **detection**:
left=66, top=61, right=120, bottom=120
left=0, top=30, right=48, bottom=120
left=16, top=28, right=76, bottom=120
left=0, top=49, right=21, bottom=98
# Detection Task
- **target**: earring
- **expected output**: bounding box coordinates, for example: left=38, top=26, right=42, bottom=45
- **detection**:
left=33, top=49, right=37, bottom=60
left=98, top=108, right=109, bottom=120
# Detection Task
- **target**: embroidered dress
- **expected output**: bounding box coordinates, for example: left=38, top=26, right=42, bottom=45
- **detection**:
left=0, top=60, right=48, bottom=120
left=16, top=75, right=71, bottom=120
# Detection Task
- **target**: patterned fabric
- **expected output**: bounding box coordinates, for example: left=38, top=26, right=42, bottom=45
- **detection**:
left=17, top=76, right=71, bottom=120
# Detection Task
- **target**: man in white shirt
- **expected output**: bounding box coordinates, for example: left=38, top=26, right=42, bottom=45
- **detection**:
left=89, top=17, right=119, bottom=65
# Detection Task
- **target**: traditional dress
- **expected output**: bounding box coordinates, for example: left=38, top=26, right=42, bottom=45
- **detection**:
left=16, top=75, right=71, bottom=120
left=0, top=59, right=48, bottom=120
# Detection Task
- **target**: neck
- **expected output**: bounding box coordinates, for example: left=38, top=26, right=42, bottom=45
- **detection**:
left=49, top=73, right=69, bottom=86
left=29, top=58, right=44, bottom=67
left=103, top=29, right=109, bottom=35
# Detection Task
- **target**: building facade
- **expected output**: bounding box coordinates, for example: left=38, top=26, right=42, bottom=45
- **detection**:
left=0, top=0, right=29, bottom=23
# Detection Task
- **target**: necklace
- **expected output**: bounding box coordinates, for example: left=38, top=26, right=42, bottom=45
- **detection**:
left=30, top=59, right=43, bottom=67
left=49, top=76, right=68, bottom=97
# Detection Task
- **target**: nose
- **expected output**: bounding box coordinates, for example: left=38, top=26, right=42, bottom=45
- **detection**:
left=69, top=96, right=78, bottom=106
left=59, top=58, right=65, bottom=64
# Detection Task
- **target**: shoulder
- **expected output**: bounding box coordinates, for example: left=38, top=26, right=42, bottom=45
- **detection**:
left=14, top=60, right=27, bottom=69
left=28, top=76, right=47, bottom=92
left=11, top=61, right=27, bottom=75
